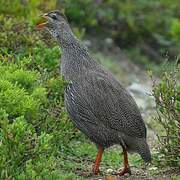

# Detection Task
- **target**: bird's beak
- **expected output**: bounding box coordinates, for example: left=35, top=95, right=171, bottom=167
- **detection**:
left=36, top=14, right=48, bottom=29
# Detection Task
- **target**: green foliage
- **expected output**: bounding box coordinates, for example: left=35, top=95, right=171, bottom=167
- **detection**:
left=0, top=0, right=56, bottom=23
left=0, top=116, right=55, bottom=178
left=0, top=15, right=36, bottom=53
left=0, top=0, right=57, bottom=54
left=0, top=57, right=84, bottom=179
left=0, top=29, right=79, bottom=178
left=170, top=19, right=180, bottom=40
left=150, top=63, right=180, bottom=167
left=173, top=175, right=180, bottom=180
left=1, top=0, right=179, bottom=63
left=32, top=41, right=61, bottom=71
left=58, top=0, right=179, bottom=61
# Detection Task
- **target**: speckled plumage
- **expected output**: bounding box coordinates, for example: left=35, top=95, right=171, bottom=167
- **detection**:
left=40, top=10, right=151, bottom=163
left=63, top=42, right=151, bottom=162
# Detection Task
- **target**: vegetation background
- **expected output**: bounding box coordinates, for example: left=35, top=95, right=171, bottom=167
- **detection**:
left=0, top=0, right=179, bottom=179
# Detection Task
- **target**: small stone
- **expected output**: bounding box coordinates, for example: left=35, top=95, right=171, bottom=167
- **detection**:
left=83, top=40, right=92, bottom=48
left=105, top=38, right=113, bottom=45
left=149, top=166, right=158, bottom=171
left=106, top=168, right=114, bottom=173
left=128, top=83, right=151, bottom=96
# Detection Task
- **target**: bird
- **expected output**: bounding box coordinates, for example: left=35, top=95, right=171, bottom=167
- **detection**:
left=36, top=10, right=151, bottom=176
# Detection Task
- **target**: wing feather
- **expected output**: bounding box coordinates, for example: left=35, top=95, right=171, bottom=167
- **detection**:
left=65, top=69, right=146, bottom=138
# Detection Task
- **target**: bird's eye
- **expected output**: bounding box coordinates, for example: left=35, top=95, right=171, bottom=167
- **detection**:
left=51, top=14, right=57, bottom=20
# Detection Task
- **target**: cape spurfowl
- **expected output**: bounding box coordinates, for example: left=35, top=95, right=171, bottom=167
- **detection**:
left=37, top=10, right=151, bottom=176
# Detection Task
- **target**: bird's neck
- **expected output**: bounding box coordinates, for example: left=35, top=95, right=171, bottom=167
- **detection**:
left=59, top=39, right=97, bottom=81
left=59, top=37, right=84, bottom=52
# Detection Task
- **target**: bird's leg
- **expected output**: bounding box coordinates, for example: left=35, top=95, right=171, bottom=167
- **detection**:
left=116, top=148, right=131, bottom=176
left=92, top=146, right=104, bottom=175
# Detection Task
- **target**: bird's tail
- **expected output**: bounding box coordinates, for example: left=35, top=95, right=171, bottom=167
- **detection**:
left=137, top=139, right=152, bottom=163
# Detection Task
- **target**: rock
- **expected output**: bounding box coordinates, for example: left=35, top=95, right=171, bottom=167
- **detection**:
left=128, top=83, right=151, bottom=96
left=83, top=40, right=92, bottom=48
left=104, top=38, right=113, bottom=46
left=127, top=83, right=155, bottom=111
left=106, top=168, right=114, bottom=174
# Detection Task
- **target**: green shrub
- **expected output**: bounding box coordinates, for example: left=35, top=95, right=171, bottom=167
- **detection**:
left=0, top=0, right=56, bottom=23
left=150, top=62, right=180, bottom=167
left=0, top=16, right=40, bottom=55
left=0, top=32, right=79, bottom=179
left=58, top=0, right=179, bottom=61
left=0, top=54, right=79, bottom=179
left=0, top=0, right=57, bottom=54
left=32, top=41, right=61, bottom=71
left=170, top=18, right=180, bottom=40
left=1, top=0, right=179, bottom=63
left=0, top=1, right=80, bottom=178
left=0, top=114, right=64, bottom=179
left=0, top=80, right=39, bottom=119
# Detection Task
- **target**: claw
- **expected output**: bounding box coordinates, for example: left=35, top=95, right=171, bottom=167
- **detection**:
left=92, top=166, right=100, bottom=175
left=115, top=166, right=131, bottom=176
left=116, top=148, right=131, bottom=176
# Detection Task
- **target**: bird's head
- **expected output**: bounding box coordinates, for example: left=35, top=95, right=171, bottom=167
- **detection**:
left=36, top=10, right=70, bottom=41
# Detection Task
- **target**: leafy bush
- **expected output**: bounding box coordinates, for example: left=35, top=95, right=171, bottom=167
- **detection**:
left=0, top=115, right=53, bottom=177
left=1, top=0, right=179, bottom=63
left=58, top=0, right=179, bottom=61
left=0, top=61, right=55, bottom=178
left=0, top=0, right=56, bottom=23
left=0, top=0, right=57, bottom=54
left=150, top=62, right=180, bottom=167
left=170, top=19, right=180, bottom=40
left=0, top=17, right=79, bottom=179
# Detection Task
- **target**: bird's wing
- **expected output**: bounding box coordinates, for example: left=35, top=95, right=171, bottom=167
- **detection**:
left=65, top=70, right=146, bottom=138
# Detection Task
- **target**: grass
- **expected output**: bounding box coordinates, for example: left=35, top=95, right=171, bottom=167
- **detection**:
left=55, top=136, right=143, bottom=179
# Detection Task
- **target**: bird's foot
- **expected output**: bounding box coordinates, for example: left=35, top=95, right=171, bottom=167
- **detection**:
left=92, top=165, right=100, bottom=175
left=114, top=166, right=131, bottom=176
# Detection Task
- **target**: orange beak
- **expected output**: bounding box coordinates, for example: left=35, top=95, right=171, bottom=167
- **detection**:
left=36, top=15, right=48, bottom=29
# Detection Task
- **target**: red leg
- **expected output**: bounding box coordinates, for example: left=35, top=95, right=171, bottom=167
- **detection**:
left=116, top=148, right=131, bottom=176
left=92, top=146, right=104, bottom=175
